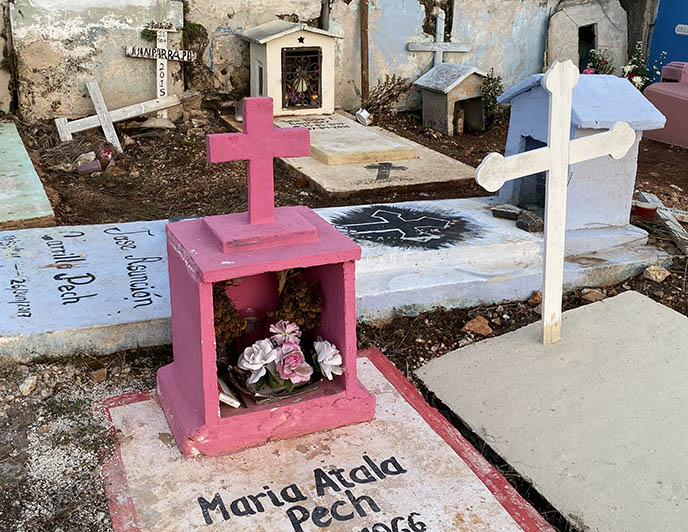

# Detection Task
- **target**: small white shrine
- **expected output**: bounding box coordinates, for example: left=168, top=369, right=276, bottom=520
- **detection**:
left=496, top=74, right=665, bottom=231
left=240, top=20, right=340, bottom=117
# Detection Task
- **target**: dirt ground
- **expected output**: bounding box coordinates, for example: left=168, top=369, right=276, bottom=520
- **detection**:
left=1, top=107, right=687, bottom=532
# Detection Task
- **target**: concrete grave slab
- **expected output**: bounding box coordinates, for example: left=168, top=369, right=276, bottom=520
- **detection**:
left=224, top=114, right=473, bottom=195
left=0, top=121, right=55, bottom=230
left=0, top=220, right=170, bottom=360
left=275, top=114, right=416, bottom=165
left=102, top=352, right=553, bottom=532
left=0, top=199, right=670, bottom=359
left=416, top=291, right=688, bottom=532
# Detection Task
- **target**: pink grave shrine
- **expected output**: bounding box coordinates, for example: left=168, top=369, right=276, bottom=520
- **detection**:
left=157, top=97, right=376, bottom=457
left=645, top=63, right=688, bottom=149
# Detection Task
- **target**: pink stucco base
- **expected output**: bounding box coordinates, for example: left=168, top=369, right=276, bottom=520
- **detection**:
left=158, top=205, right=375, bottom=457
left=644, top=82, right=688, bottom=149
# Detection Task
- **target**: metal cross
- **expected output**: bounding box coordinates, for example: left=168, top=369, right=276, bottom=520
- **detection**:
left=475, top=59, right=637, bottom=345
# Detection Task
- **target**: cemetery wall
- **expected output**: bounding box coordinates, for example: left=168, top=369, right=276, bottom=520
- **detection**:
left=0, top=0, right=11, bottom=112
left=186, top=0, right=558, bottom=112
left=9, top=0, right=185, bottom=120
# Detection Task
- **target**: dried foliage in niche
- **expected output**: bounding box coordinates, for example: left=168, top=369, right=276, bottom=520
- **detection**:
left=269, top=270, right=323, bottom=331
left=213, top=281, right=247, bottom=345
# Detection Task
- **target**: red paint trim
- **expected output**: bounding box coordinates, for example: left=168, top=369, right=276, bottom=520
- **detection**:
left=100, top=356, right=553, bottom=532
left=96, top=391, right=153, bottom=532
left=360, top=348, right=555, bottom=532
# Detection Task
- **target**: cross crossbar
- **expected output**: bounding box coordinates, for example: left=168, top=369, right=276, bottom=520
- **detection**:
left=475, top=60, right=637, bottom=345
left=206, top=97, right=310, bottom=225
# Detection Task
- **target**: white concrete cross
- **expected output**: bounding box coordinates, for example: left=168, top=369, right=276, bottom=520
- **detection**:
left=475, top=59, right=637, bottom=345
left=125, top=21, right=198, bottom=124
left=407, top=12, right=471, bottom=66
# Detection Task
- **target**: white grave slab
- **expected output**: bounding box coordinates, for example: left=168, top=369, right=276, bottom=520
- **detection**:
left=0, top=200, right=668, bottom=360
left=416, top=291, right=688, bottom=532
left=104, top=355, right=547, bottom=532
left=0, top=221, right=170, bottom=358
left=275, top=114, right=416, bottom=165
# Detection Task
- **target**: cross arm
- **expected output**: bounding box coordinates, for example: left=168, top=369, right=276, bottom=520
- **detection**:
left=206, top=132, right=256, bottom=163
left=475, top=122, right=636, bottom=192
left=407, top=42, right=471, bottom=53
left=270, top=128, right=311, bottom=159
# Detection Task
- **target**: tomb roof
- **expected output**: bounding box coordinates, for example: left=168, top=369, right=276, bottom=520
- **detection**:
left=498, top=73, right=666, bottom=130
left=239, top=20, right=341, bottom=45
left=413, top=63, right=485, bottom=94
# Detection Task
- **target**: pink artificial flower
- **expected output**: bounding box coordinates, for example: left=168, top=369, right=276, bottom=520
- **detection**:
left=269, top=320, right=301, bottom=345
left=582, top=67, right=596, bottom=74
left=275, top=342, right=312, bottom=384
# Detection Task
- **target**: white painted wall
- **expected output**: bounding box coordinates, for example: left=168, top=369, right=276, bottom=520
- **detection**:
left=9, top=0, right=185, bottom=119
left=187, top=0, right=559, bottom=111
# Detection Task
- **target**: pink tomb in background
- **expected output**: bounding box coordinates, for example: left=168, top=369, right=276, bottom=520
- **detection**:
left=157, top=97, right=376, bottom=457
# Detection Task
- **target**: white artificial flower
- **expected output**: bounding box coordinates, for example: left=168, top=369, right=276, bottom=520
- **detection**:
left=315, top=339, right=344, bottom=380
left=623, top=65, right=633, bottom=75
left=632, top=76, right=645, bottom=89
left=238, top=339, right=277, bottom=384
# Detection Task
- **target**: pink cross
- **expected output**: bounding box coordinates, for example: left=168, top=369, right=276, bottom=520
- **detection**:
left=206, top=97, right=310, bottom=225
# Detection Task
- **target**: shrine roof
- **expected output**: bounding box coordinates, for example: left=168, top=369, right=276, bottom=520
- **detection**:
left=239, top=20, right=341, bottom=45
left=413, top=63, right=485, bottom=94
left=499, top=74, right=666, bottom=131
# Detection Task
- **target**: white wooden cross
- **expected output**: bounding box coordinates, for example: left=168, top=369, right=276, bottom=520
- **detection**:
left=475, top=59, right=637, bottom=345
left=125, top=21, right=198, bottom=124
left=407, top=11, right=471, bottom=66
left=55, top=83, right=194, bottom=151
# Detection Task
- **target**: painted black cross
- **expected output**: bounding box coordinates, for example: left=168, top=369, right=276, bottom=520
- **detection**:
left=365, top=162, right=408, bottom=180
left=338, top=209, right=454, bottom=243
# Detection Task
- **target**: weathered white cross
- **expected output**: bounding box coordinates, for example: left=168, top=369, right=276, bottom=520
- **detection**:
left=125, top=21, right=198, bottom=125
left=475, top=59, right=637, bottom=344
left=407, top=11, right=471, bottom=66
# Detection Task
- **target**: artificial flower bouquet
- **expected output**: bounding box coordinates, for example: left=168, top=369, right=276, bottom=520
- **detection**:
left=230, top=320, right=344, bottom=403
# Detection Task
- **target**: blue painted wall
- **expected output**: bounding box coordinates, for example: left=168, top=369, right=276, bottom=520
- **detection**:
left=649, top=0, right=688, bottom=73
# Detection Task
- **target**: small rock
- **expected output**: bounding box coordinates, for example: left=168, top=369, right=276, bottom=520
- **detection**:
left=533, top=303, right=542, bottom=315
left=516, top=210, right=544, bottom=232
left=528, top=290, right=542, bottom=307
left=105, top=164, right=127, bottom=177
left=90, top=368, right=108, bottom=384
left=39, top=425, right=51, bottom=434
left=188, top=127, right=206, bottom=137
left=75, top=151, right=96, bottom=168
left=581, top=288, right=606, bottom=303
left=123, top=134, right=136, bottom=147
left=461, top=315, right=493, bottom=336
left=130, top=170, right=140, bottom=178
left=491, top=204, right=522, bottom=220
left=642, top=265, right=671, bottom=283
left=19, top=376, right=37, bottom=397
left=492, top=317, right=502, bottom=326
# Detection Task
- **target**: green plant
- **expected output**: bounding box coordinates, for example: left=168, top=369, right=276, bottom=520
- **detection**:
left=140, top=29, right=157, bottom=42
left=480, top=68, right=503, bottom=126
left=585, top=48, right=615, bottom=75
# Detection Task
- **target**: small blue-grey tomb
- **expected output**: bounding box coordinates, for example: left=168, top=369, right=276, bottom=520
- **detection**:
left=497, top=74, right=665, bottom=231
